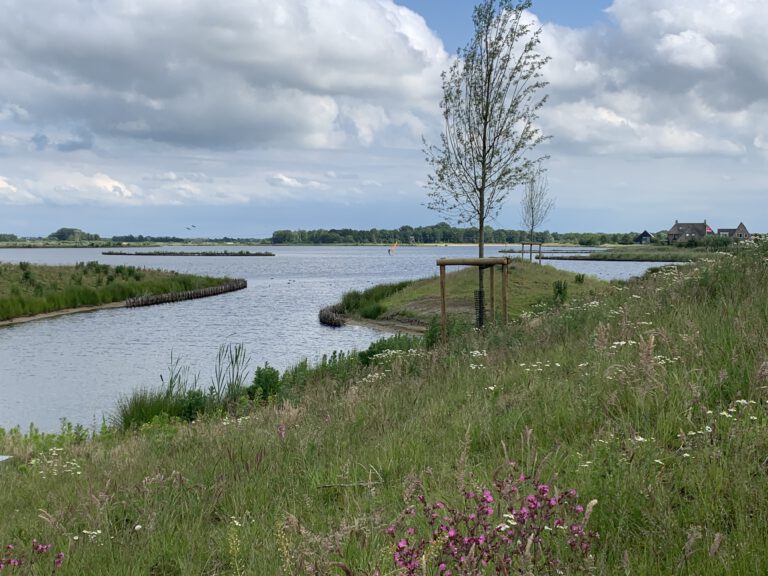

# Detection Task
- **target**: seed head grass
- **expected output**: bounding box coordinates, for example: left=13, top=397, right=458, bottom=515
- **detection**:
left=1, top=244, right=768, bottom=573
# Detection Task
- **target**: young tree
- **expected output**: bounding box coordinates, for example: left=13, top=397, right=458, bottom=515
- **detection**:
left=424, top=0, right=549, bottom=324
left=520, top=167, right=554, bottom=243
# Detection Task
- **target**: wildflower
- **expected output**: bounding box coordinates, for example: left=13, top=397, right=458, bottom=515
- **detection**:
left=134, top=525, right=142, bottom=531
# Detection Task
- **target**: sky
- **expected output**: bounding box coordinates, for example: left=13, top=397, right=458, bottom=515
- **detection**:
left=1, top=0, right=766, bottom=238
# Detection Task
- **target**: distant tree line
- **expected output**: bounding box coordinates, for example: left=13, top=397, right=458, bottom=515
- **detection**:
left=0, top=234, right=18, bottom=242
left=270, top=223, right=667, bottom=246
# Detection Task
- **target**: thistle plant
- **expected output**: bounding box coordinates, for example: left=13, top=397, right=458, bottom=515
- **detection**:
left=386, top=468, right=598, bottom=574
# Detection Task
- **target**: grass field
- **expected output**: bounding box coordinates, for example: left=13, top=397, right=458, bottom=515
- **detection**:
left=1, top=246, right=768, bottom=573
left=544, top=244, right=743, bottom=262
left=380, top=259, right=603, bottom=323
left=0, top=261, right=233, bottom=321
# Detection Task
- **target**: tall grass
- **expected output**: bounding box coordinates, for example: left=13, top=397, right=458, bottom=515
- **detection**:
left=339, top=280, right=413, bottom=319
left=0, top=261, right=232, bottom=321
left=2, top=244, right=768, bottom=573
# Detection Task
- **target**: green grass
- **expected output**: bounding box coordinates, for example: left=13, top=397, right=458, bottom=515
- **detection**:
left=2, top=246, right=768, bottom=573
left=0, top=261, right=234, bottom=321
left=338, top=281, right=414, bottom=320
left=382, top=258, right=604, bottom=323
left=547, top=244, right=738, bottom=262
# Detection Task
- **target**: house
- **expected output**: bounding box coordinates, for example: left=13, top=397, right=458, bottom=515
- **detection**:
left=633, top=230, right=654, bottom=245
left=667, top=220, right=713, bottom=244
left=717, top=222, right=751, bottom=241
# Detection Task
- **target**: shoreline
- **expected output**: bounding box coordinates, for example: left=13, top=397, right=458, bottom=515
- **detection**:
left=346, top=316, right=427, bottom=335
left=0, top=301, right=128, bottom=328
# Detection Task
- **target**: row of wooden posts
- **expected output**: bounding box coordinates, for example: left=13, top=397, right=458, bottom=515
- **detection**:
left=125, top=279, right=247, bottom=308
left=437, top=257, right=510, bottom=340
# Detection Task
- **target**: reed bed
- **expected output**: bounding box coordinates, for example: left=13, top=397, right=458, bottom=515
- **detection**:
left=0, top=261, right=236, bottom=321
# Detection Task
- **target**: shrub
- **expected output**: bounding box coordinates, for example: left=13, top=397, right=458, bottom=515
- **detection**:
left=248, top=363, right=281, bottom=402
left=359, top=302, right=386, bottom=319
left=552, top=280, right=568, bottom=305
left=574, top=273, right=586, bottom=284
left=358, top=334, right=419, bottom=366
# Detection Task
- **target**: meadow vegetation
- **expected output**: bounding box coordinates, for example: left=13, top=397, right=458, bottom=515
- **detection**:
left=1, top=245, right=768, bottom=573
left=380, top=259, right=603, bottom=325
left=0, top=261, right=234, bottom=321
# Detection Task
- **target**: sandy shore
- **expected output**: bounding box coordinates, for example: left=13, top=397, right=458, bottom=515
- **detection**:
left=0, top=301, right=127, bottom=328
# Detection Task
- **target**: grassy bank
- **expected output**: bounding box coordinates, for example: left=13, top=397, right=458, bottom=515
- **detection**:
left=381, top=259, right=603, bottom=324
left=0, top=261, right=234, bottom=322
left=542, top=244, right=738, bottom=262
left=2, top=246, right=768, bottom=573
left=321, top=259, right=603, bottom=330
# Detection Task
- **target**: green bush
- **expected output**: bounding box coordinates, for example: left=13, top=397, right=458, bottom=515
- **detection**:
left=358, top=333, right=419, bottom=366
left=248, top=363, right=281, bottom=402
left=359, top=303, right=386, bottom=319
left=552, top=279, right=568, bottom=305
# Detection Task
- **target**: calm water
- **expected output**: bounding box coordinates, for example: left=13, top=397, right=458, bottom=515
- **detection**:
left=0, top=245, right=666, bottom=432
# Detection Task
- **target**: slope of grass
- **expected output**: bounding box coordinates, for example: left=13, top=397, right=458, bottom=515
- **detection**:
left=1, top=247, right=768, bottom=573
left=382, top=258, right=604, bottom=323
left=0, top=261, right=233, bottom=321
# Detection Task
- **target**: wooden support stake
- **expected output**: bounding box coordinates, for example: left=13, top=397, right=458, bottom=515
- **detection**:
left=502, top=260, right=509, bottom=325
left=440, top=264, right=447, bottom=340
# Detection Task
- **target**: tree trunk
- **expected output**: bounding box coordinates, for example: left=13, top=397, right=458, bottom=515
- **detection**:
left=477, top=206, right=485, bottom=328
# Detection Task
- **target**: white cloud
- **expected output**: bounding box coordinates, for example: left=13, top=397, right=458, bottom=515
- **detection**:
left=0, top=176, right=40, bottom=205
left=21, top=172, right=143, bottom=206
left=656, top=30, right=719, bottom=69
left=0, top=0, right=448, bottom=150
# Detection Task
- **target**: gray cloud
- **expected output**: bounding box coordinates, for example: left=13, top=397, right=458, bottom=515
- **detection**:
left=0, top=0, right=447, bottom=150
left=56, top=129, right=94, bottom=152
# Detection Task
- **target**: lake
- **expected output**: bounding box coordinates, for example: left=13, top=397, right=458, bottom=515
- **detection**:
left=0, top=245, right=669, bottom=432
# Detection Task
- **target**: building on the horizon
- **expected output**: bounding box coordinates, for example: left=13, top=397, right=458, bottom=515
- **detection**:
left=633, top=230, right=654, bottom=245
left=667, top=220, right=713, bottom=244
left=717, top=222, right=751, bottom=241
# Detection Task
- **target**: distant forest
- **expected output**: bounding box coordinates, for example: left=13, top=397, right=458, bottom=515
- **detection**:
left=269, top=223, right=663, bottom=246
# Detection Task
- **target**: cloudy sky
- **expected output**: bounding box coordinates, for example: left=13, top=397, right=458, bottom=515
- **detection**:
left=1, top=0, right=766, bottom=238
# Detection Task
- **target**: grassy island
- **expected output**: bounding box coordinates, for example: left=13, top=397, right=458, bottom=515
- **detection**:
left=537, top=244, right=741, bottom=262
left=321, top=259, right=603, bottom=330
left=0, top=261, right=237, bottom=323
left=2, top=246, right=768, bottom=574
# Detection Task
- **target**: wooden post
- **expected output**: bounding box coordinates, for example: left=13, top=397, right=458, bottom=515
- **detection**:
left=539, top=243, right=543, bottom=264
left=440, top=264, right=447, bottom=340
left=502, top=260, right=509, bottom=325
left=489, top=265, right=495, bottom=324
